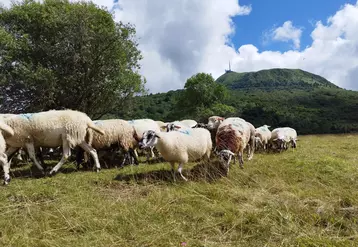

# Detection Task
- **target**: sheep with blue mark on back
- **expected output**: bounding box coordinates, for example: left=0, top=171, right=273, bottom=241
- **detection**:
left=137, top=127, right=212, bottom=181
left=79, top=119, right=139, bottom=167
left=0, top=109, right=105, bottom=184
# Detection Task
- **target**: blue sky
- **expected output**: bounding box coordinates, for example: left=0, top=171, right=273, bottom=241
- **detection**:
left=232, top=0, right=357, bottom=52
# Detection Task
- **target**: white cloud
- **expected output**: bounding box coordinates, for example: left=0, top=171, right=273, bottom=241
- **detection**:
left=113, top=0, right=358, bottom=92
left=271, top=21, right=303, bottom=49
left=2, top=0, right=358, bottom=92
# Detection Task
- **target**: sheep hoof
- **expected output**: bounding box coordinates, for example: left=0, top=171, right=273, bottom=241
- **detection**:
left=3, top=177, right=11, bottom=186
left=96, top=168, right=101, bottom=173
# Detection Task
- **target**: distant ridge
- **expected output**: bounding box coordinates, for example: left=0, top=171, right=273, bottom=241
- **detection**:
left=216, top=68, right=340, bottom=90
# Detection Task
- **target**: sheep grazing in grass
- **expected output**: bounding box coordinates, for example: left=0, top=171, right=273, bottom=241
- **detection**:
left=137, top=127, right=212, bottom=181
left=2, top=109, right=105, bottom=183
left=270, top=127, right=298, bottom=151
left=215, top=117, right=253, bottom=173
left=79, top=119, right=139, bottom=168
left=0, top=121, right=15, bottom=184
left=255, top=125, right=272, bottom=151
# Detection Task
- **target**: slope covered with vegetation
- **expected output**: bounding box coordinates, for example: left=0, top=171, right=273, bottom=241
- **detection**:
left=216, top=69, right=340, bottom=90
left=115, top=69, right=358, bottom=135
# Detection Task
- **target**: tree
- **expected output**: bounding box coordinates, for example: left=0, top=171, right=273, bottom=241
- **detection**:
left=173, top=72, right=234, bottom=120
left=0, top=0, right=145, bottom=118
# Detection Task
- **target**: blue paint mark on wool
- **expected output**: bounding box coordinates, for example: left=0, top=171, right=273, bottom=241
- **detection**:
left=20, top=113, right=33, bottom=120
left=93, top=120, right=103, bottom=126
left=179, top=129, right=191, bottom=135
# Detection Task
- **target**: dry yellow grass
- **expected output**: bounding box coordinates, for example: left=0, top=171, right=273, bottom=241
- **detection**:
left=0, top=134, right=358, bottom=246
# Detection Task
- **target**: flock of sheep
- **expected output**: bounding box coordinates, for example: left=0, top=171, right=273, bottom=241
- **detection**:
left=0, top=109, right=298, bottom=185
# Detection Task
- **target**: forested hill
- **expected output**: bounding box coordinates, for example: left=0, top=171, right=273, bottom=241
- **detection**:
left=114, top=69, right=358, bottom=135
left=216, top=68, right=340, bottom=90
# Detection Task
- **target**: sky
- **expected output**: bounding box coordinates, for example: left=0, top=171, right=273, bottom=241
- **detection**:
left=1, top=0, right=358, bottom=93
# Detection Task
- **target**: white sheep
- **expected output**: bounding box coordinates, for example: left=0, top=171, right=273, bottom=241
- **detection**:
left=81, top=119, right=139, bottom=167
left=0, top=120, right=15, bottom=184
left=270, top=127, right=297, bottom=151
left=215, top=117, right=253, bottom=173
left=255, top=125, right=272, bottom=150
left=137, top=127, right=212, bottom=181
left=2, top=110, right=105, bottom=182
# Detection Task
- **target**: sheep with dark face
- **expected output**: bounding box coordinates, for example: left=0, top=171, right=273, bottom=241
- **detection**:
left=215, top=117, right=253, bottom=173
left=137, top=127, right=212, bottom=181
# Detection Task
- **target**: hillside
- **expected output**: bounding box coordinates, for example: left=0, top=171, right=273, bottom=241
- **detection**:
left=216, top=68, right=340, bottom=90
left=113, top=68, right=358, bottom=135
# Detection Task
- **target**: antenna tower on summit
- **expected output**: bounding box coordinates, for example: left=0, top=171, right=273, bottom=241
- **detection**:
left=225, top=61, right=232, bottom=73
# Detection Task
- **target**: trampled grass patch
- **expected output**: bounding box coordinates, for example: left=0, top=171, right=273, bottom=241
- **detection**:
left=1, top=134, right=358, bottom=246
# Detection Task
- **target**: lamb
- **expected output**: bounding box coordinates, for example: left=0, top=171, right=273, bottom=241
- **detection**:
left=0, top=120, right=15, bottom=185
left=79, top=119, right=139, bottom=167
left=255, top=125, right=272, bottom=150
left=2, top=109, right=105, bottom=183
left=270, top=127, right=297, bottom=151
left=215, top=117, right=253, bottom=173
left=137, top=127, right=212, bottom=181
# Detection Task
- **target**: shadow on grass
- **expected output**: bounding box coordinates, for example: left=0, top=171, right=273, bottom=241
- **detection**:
left=114, top=159, right=229, bottom=183
left=9, top=162, right=81, bottom=180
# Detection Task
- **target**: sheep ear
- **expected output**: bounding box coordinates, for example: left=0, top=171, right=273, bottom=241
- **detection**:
left=155, top=134, right=160, bottom=139
left=218, top=117, right=224, bottom=121
left=174, top=125, right=181, bottom=129
left=160, top=126, right=167, bottom=130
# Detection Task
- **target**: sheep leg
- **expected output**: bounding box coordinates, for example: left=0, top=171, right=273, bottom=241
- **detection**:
left=6, top=146, right=20, bottom=162
left=79, top=141, right=101, bottom=172
left=0, top=153, right=10, bottom=185
left=25, top=142, right=45, bottom=174
left=238, top=152, right=244, bottom=169
left=49, top=141, right=71, bottom=175
left=129, top=148, right=138, bottom=165
left=170, top=162, right=176, bottom=182
left=178, top=163, right=188, bottom=181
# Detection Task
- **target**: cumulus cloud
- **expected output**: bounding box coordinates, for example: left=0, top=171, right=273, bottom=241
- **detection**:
left=113, top=0, right=252, bottom=93
left=271, top=21, right=303, bottom=49
left=113, top=0, right=358, bottom=92
left=231, top=1, right=358, bottom=91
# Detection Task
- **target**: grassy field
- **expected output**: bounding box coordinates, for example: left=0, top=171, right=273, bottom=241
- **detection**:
left=1, top=134, right=358, bottom=246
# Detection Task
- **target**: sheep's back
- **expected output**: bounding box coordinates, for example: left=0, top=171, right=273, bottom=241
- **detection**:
left=91, top=119, right=136, bottom=150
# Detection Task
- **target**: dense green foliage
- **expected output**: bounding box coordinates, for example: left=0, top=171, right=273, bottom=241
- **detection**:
left=116, top=69, right=358, bottom=135
left=0, top=0, right=145, bottom=118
